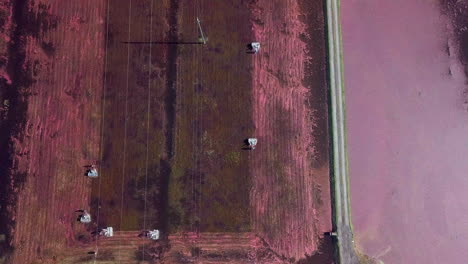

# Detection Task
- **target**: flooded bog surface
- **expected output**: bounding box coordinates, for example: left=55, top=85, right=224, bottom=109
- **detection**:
left=342, top=0, right=468, bottom=263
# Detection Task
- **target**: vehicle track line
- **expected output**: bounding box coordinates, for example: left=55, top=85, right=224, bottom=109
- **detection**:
left=93, top=0, right=111, bottom=262
left=142, top=0, right=154, bottom=261
left=117, top=0, right=132, bottom=262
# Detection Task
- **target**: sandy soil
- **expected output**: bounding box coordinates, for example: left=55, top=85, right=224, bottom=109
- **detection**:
left=343, top=0, right=468, bottom=263
left=249, top=0, right=332, bottom=261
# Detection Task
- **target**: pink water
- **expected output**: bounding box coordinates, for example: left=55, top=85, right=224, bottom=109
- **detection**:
left=342, top=0, right=468, bottom=263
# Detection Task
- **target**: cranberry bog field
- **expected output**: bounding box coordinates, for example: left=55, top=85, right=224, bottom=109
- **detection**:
left=0, top=0, right=333, bottom=263
left=343, top=0, right=468, bottom=263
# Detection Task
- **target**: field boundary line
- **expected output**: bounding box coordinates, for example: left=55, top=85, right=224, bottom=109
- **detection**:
left=142, top=0, right=154, bottom=261
left=117, top=0, right=132, bottom=262
left=94, top=0, right=111, bottom=262
left=191, top=0, right=196, bottom=233
left=197, top=0, right=204, bottom=237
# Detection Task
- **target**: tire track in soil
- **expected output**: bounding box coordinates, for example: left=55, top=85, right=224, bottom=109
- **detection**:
left=160, top=0, right=179, bottom=234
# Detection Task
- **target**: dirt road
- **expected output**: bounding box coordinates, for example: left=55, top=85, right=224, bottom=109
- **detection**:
left=325, top=0, right=359, bottom=263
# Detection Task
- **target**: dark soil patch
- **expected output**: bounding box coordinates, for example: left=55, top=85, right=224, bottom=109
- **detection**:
left=296, top=236, right=335, bottom=264
left=40, top=41, right=55, bottom=57
left=0, top=0, right=42, bottom=259
left=298, top=0, right=330, bottom=169
left=440, top=0, right=468, bottom=109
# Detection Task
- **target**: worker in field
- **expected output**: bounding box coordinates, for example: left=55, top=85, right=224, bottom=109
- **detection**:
left=85, top=164, right=98, bottom=178
left=243, top=138, right=258, bottom=150
left=248, top=42, right=260, bottom=53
